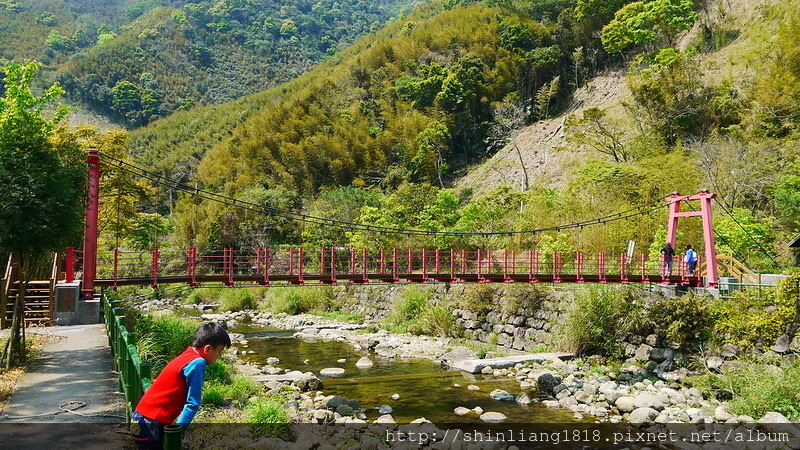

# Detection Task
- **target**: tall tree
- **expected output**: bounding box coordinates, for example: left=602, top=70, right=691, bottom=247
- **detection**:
left=0, top=61, right=84, bottom=368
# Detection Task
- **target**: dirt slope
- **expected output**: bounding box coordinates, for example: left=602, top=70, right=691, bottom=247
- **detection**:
left=455, top=67, right=629, bottom=197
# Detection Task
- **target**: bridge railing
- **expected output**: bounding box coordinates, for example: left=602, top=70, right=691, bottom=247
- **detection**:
left=102, top=289, right=152, bottom=423
left=82, top=248, right=704, bottom=287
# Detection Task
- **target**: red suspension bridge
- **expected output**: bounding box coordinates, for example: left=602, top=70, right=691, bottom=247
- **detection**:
left=3, top=150, right=742, bottom=327
left=68, top=150, right=724, bottom=298
left=66, top=246, right=706, bottom=290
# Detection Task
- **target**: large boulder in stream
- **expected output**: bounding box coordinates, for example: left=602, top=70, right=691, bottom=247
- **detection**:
left=355, top=357, right=374, bottom=368
left=320, top=367, right=345, bottom=377
left=490, top=389, right=515, bottom=402
left=293, top=372, right=323, bottom=391
left=440, top=346, right=479, bottom=368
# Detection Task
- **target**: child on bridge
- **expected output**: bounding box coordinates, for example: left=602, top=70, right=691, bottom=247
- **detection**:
left=130, top=321, right=230, bottom=449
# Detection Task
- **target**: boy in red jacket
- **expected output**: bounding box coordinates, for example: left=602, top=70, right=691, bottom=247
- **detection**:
left=131, top=321, right=230, bottom=449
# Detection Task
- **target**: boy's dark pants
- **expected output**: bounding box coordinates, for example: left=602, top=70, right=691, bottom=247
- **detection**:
left=131, top=411, right=165, bottom=450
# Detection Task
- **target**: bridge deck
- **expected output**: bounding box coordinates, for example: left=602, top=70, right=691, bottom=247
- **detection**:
left=71, top=248, right=704, bottom=288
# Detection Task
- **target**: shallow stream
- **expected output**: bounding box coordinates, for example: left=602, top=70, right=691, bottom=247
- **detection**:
left=230, top=326, right=578, bottom=424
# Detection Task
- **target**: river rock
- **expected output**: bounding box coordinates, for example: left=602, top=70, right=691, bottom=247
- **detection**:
left=574, top=391, right=592, bottom=404
left=320, top=368, right=345, bottom=377
left=336, top=405, right=354, bottom=416
left=634, top=393, right=665, bottom=411
left=515, top=392, right=532, bottom=406
left=714, top=405, right=733, bottom=422
left=355, top=357, right=374, bottom=368
left=391, top=393, right=400, bottom=400
left=473, top=406, right=483, bottom=414
left=536, top=372, right=559, bottom=395
left=490, top=389, right=515, bottom=402
left=467, top=385, right=480, bottom=391
left=480, top=412, right=507, bottom=422
left=706, top=356, right=724, bottom=372
left=615, top=396, right=637, bottom=413
left=293, top=372, right=323, bottom=391
left=378, top=405, right=393, bottom=415
left=375, top=414, right=396, bottom=424
left=440, top=346, right=479, bottom=367
left=628, top=407, right=659, bottom=424
left=454, top=407, right=472, bottom=416
left=312, top=409, right=334, bottom=423
left=266, top=357, right=280, bottom=365
left=326, top=396, right=348, bottom=410
left=758, top=412, right=791, bottom=423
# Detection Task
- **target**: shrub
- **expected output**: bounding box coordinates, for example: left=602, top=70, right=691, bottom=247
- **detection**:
left=650, top=293, right=712, bottom=348
left=203, top=375, right=261, bottom=407
left=556, top=286, right=645, bottom=357
left=710, top=275, right=797, bottom=348
left=261, top=287, right=337, bottom=315
left=202, top=386, right=227, bottom=407
left=500, top=286, right=545, bottom=316
left=205, top=357, right=233, bottom=384
left=134, top=313, right=235, bottom=385
left=458, top=284, right=496, bottom=318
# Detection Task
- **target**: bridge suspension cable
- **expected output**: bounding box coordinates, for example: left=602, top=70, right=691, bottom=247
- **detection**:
left=712, top=198, right=782, bottom=270
left=100, top=152, right=697, bottom=238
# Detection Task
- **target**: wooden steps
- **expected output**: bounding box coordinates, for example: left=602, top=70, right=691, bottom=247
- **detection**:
left=1, top=255, right=58, bottom=329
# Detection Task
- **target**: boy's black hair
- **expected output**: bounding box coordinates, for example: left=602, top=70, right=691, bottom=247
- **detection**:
left=192, top=321, right=231, bottom=348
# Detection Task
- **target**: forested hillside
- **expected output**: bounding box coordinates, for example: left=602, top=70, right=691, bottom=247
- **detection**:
left=0, top=0, right=419, bottom=127
left=93, top=0, right=800, bottom=271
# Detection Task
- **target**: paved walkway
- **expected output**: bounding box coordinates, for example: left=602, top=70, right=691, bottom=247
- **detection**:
left=0, top=324, right=132, bottom=449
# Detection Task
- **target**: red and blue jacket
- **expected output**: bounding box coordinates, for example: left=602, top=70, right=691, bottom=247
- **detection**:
left=135, top=347, right=206, bottom=428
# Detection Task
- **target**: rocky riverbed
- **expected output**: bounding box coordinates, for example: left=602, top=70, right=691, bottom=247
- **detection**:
left=130, top=300, right=800, bottom=449
left=193, top=308, right=797, bottom=429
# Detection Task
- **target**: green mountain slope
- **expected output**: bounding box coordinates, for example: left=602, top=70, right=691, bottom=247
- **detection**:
left=0, top=0, right=419, bottom=127
left=130, top=0, right=590, bottom=191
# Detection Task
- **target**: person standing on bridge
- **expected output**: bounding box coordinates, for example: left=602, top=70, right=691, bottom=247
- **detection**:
left=660, top=242, right=675, bottom=276
left=131, top=322, right=230, bottom=449
left=684, top=244, right=698, bottom=275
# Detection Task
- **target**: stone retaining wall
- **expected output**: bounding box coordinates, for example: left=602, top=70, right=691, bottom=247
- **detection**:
left=330, top=283, right=672, bottom=363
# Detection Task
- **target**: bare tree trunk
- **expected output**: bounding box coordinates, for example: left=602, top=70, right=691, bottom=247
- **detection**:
left=513, top=143, right=529, bottom=191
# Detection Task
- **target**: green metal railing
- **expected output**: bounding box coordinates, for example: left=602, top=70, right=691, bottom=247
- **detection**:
left=102, top=289, right=152, bottom=423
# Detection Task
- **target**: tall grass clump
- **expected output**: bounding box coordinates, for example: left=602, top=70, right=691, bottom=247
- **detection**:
left=246, top=396, right=292, bottom=440
left=557, top=286, right=645, bottom=357
left=203, top=375, right=262, bottom=407
left=384, top=288, right=459, bottom=337
left=135, top=314, right=199, bottom=374
left=180, top=286, right=265, bottom=311
left=418, top=304, right=460, bottom=338
left=384, top=288, right=429, bottom=333
left=219, top=289, right=259, bottom=311
left=261, top=287, right=337, bottom=315
left=721, top=360, right=800, bottom=420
